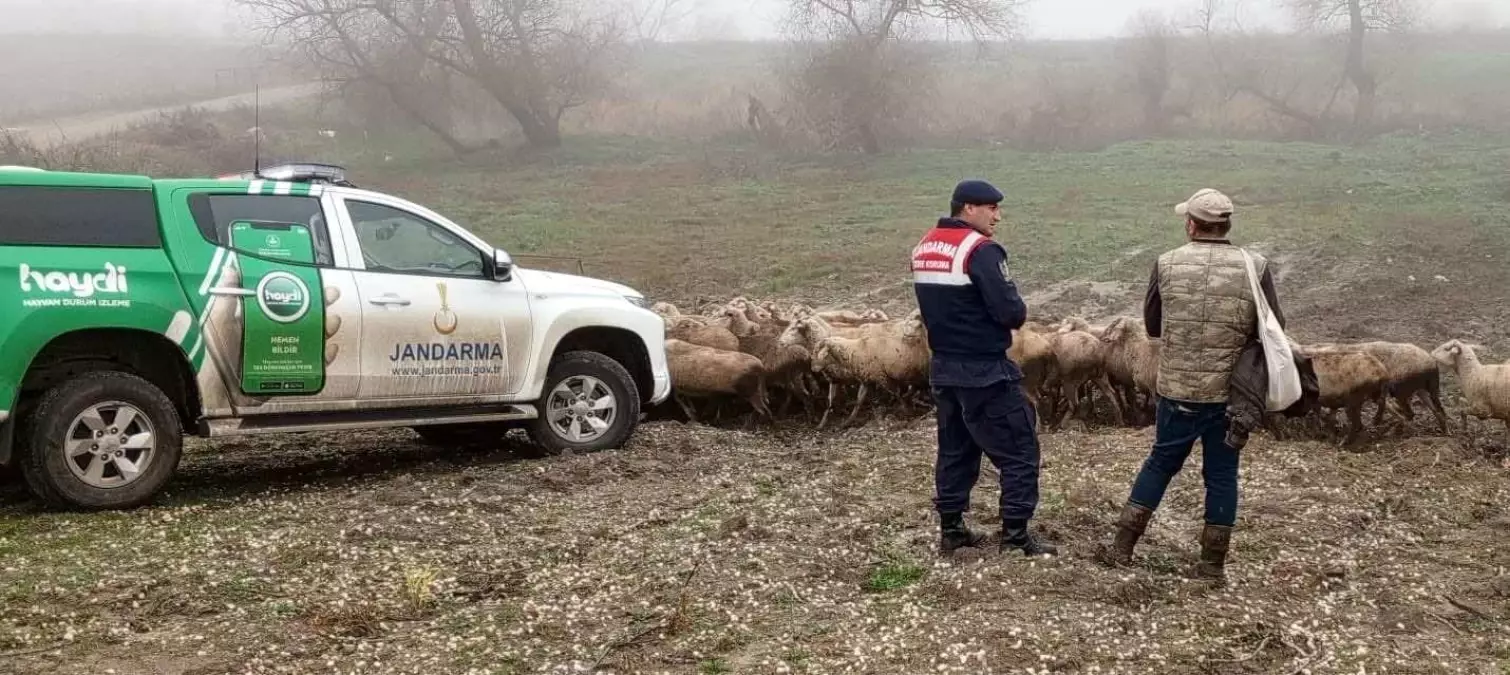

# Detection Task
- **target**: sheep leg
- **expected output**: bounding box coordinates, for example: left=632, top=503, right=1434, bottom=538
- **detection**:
left=1055, top=378, right=1084, bottom=429
left=1094, top=374, right=1125, bottom=426
left=843, top=382, right=870, bottom=428
left=1343, top=400, right=1365, bottom=447
left=1385, top=390, right=1416, bottom=424
left=1377, top=389, right=1404, bottom=434
left=747, top=378, right=773, bottom=429
left=677, top=395, right=700, bottom=425
left=818, top=382, right=839, bottom=429
left=1424, top=384, right=1449, bottom=434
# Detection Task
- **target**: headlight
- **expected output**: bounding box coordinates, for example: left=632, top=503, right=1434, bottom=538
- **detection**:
left=624, top=295, right=652, bottom=309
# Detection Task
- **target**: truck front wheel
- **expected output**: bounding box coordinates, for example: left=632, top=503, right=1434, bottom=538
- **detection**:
left=526, top=351, right=641, bottom=454
left=17, top=371, right=183, bottom=511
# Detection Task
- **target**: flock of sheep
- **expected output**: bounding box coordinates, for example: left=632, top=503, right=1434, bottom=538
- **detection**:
left=652, top=296, right=1510, bottom=444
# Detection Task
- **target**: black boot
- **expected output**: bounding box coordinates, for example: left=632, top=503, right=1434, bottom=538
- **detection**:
left=1190, top=523, right=1232, bottom=581
left=939, top=512, right=986, bottom=555
left=1000, top=519, right=1057, bottom=557
left=1095, top=503, right=1154, bottom=567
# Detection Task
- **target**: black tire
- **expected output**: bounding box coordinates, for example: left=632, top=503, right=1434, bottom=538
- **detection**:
left=526, top=351, right=641, bottom=454
left=411, top=422, right=514, bottom=448
left=17, top=371, right=183, bottom=511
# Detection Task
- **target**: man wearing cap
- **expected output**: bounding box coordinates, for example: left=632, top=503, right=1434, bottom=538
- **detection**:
left=910, top=179, right=1056, bottom=558
left=1098, top=188, right=1286, bottom=581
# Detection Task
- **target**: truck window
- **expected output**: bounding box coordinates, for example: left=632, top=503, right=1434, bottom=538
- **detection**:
left=0, top=186, right=161, bottom=247
left=346, top=200, right=486, bottom=278
left=187, top=193, right=335, bottom=266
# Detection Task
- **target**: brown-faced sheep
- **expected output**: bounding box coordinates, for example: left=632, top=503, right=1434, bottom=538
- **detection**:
left=1431, top=339, right=1510, bottom=436
left=810, top=322, right=930, bottom=428
left=1100, top=316, right=1161, bottom=425
left=665, top=338, right=772, bottom=426
left=1306, top=340, right=1449, bottom=433
left=1008, top=325, right=1058, bottom=424
left=1044, top=328, right=1124, bottom=428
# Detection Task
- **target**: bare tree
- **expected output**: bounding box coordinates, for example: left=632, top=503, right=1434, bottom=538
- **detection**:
left=240, top=0, right=630, bottom=150
left=779, top=0, right=1029, bottom=154
left=1121, top=9, right=1177, bottom=136
left=625, top=0, right=692, bottom=42
left=240, top=0, right=481, bottom=155
left=1193, top=0, right=1339, bottom=137
left=1285, top=0, right=1417, bottom=130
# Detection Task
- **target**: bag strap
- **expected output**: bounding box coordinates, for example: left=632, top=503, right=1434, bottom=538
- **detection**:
left=1239, top=248, right=1272, bottom=322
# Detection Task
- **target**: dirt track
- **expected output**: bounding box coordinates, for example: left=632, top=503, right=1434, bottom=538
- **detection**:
left=3, top=82, right=323, bottom=150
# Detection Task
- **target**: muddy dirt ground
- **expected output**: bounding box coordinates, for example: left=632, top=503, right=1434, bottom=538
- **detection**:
left=2, top=413, right=1507, bottom=675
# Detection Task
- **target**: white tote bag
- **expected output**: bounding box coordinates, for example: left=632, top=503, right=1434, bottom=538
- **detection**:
left=1240, top=249, right=1302, bottom=411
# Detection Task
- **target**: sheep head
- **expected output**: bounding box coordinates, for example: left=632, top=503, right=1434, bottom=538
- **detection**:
left=794, top=316, right=831, bottom=342
left=776, top=320, right=809, bottom=350
left=1431, top=339, right=1480, bottom=368
left=861, top=308, right=890, bottom=321
left=811, top=340, right=836, bottom=372
left=1100, top=316, right=1129, bottom=344
left=899, top=318, right=926, bottom=339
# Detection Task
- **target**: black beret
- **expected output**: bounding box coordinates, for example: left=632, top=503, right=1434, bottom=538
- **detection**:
left=951, top=179, right=1004, bottom=206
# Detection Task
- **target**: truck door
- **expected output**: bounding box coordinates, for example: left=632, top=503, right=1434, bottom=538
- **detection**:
left=327, top=193, right=515, bottom=402
left=225, top=220, right=327, bottom=395
left=164, top=186, right=365, bottom=416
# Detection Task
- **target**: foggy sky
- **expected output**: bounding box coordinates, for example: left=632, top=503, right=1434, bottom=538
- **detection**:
left=0, top=0, right=1505, bottom=39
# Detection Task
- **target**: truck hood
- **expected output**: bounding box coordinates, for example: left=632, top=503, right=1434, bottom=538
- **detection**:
left=514, top=267, right=643, bottom=300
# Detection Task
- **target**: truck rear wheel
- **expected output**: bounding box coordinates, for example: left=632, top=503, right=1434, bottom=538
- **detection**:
left=526, top=351, right=640, bottom=454
left=17, top=371, right=183, bottom=511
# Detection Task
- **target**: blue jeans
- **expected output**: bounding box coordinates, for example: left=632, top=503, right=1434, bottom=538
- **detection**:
left=1127, top=397, right=1241, bottom=527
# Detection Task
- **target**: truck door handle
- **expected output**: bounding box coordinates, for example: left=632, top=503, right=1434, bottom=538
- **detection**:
left=368, top=294, right=411, bottom=307
left=209, top=288, right=256, bottom=297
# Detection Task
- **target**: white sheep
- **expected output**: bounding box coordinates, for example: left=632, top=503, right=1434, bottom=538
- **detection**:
left=810, top=321, right=929, bottom=429
left=1431, top=339, right=1510, bottom=436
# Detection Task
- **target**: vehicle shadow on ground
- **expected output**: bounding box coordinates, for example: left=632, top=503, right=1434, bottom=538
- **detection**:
left=0, top=431, right=557, bottom=511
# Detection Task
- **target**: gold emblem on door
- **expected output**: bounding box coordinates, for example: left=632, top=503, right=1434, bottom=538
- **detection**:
left=434, top=281, right=458, bottom=335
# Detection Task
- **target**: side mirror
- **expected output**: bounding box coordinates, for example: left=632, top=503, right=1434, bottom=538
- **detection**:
left=491, top=249, right=514, bottom=282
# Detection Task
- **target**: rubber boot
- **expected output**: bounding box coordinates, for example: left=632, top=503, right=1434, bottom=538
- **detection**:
left=1097, top=502, right=1154, bottom=567
left=939, top=512, right=986, bottom=555
left=1000, top=519, right=1057, bottom=557
left=1191, top=524, right=1232, bottom=581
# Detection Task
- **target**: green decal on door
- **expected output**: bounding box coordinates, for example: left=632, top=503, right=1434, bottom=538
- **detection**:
left=229, top=220, right=325, bottom=394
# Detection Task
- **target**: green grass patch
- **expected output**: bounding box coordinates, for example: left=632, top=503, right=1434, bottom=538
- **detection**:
left=864, top=554, right=928, bottom=592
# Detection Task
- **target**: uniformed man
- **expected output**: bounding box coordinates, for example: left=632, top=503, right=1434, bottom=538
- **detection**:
left=911, top=179, right=1056, bottom=558
left=1097, top=187, right=1286, bottom=581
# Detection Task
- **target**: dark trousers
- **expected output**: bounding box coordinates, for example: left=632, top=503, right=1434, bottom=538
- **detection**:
left=1127, top=397, right=1241, bottom=527
left=932, top=379, right=1040, bottom=520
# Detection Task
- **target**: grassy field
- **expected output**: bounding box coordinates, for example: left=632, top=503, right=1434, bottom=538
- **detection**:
left=302, top=127, right=1510, bottom=354
left=3, top=109, right=1510, bottom=674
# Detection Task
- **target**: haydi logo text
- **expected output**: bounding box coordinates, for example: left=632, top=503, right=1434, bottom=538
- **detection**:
left=19, top=263, right=129, bottom=298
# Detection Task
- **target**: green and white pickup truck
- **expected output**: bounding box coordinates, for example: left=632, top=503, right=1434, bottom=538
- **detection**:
left=0, top=163, right=670, bottom=510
